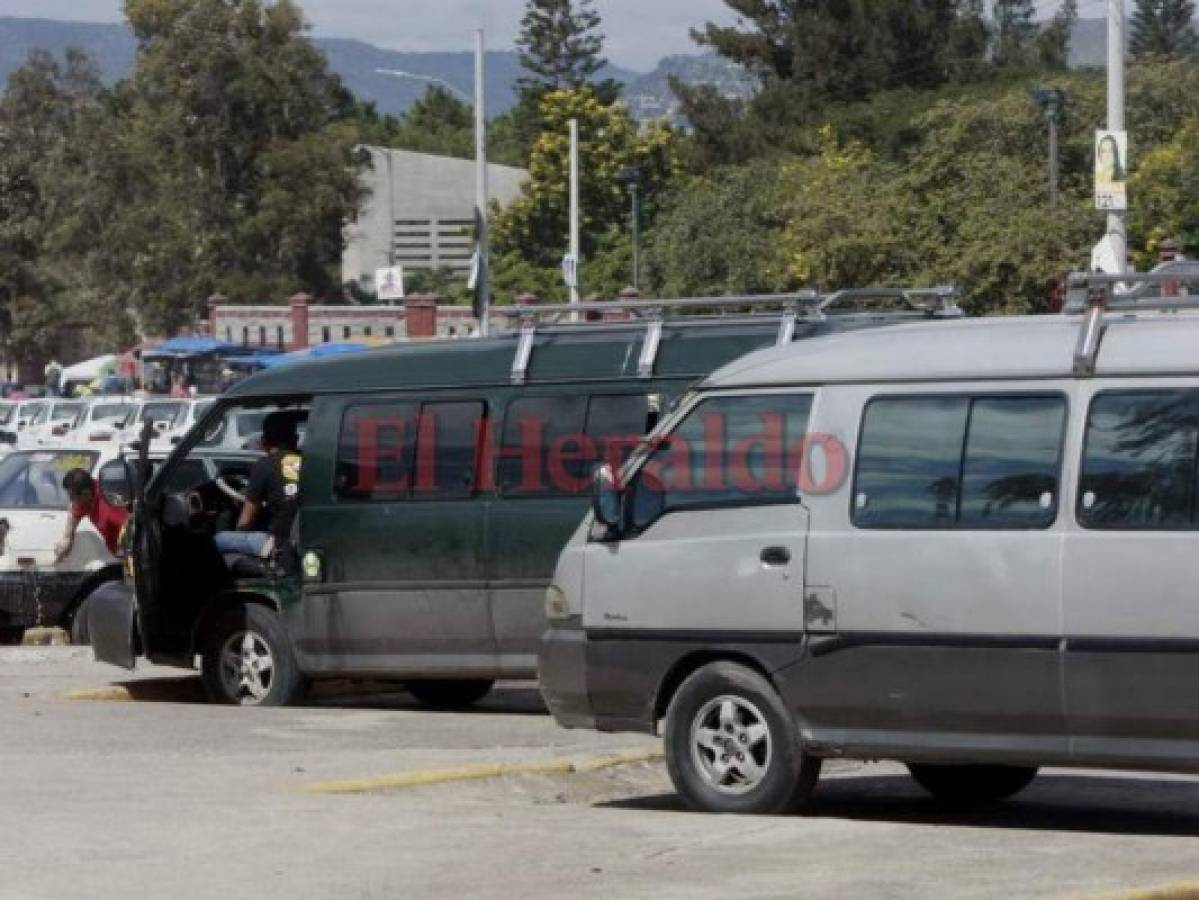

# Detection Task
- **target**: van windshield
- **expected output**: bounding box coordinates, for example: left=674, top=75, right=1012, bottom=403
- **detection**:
left=0, top=403, right=14, bottom=426
left=140, top=402, right=186, bottom=429
left=90, top=402, right=134, bottom=425
left=0, top=450, right=99, bottom=509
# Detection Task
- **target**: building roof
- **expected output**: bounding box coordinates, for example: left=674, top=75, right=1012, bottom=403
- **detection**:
left=705, top=311, right=1199, bottom=388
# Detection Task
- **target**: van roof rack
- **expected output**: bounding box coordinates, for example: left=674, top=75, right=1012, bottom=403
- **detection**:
left=1066, top=270, right=1199, bottom=377
left=499, top=286, right=961, bottom=384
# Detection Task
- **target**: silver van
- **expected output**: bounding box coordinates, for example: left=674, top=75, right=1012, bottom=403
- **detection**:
left=540, top=272, right=1199, bottom=814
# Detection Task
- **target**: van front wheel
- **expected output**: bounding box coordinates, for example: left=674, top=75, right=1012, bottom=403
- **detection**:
left=404, top=679, right=494, bottom=710
left=664, top=661, right=821, bottom=815
left=201, top=605, right=304, bottom=707
left=907, top=763, right=1038, bottom=804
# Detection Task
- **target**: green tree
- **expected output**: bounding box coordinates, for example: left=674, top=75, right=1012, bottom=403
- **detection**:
left=491, top=88, right=678, bottom=296
left=1130, top=0, right=1199, bottom=58
left=109, top=0, right=364, bottom=333
left=516, top=0, right=608, bottom=93
left=1129, top=120, right=1199, bottom=265
left=645, top=160, right=796, bottom=296
left=0, top=49, right=128, bottom=380
left=1037, top=0, right=1079, bottom=70
left=992, top=0, right=1038, bottom=67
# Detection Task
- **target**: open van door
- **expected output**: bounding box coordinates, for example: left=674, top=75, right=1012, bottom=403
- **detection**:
left=91, top=423, right=159, bottom=669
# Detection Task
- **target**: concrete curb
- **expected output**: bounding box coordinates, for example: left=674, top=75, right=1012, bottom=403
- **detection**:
left=22, top=627, right=69, bottom=647
left=299, top=747, right=664, bottom=795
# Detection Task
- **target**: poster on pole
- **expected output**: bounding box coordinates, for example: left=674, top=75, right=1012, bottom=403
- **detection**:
left=1094, top=130, right=1128, bottom=212
left=375, top=266, right=405, bottom=302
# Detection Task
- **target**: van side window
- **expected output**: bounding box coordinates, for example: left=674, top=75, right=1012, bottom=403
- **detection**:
left=629, top=393, right=812, bottom=529
left=1079, top=390, right=1199, bottom=529
left=498, top=395, right=651, bottom=497
left=336, top=402, right=418, bottom=501
left=414, top=401, right=484, bottom=500
left=498, top=396, right=587, bottom=495
left=336, top=401, right=485, bottom=501
left=853, top=395, right=1065, bottom=529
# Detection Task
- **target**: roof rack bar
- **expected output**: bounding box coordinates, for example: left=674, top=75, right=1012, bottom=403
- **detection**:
left=1064, top=270, right=1199, bottom=314
left=510, top=320, right=536, bottom=384
left=1073, top=289, right=1106, bottom=377
left=776, top=303, right=798, bottom=346
left=638, top=318, right=664, bottom=378
left=497, top=293, right=820, bottom=320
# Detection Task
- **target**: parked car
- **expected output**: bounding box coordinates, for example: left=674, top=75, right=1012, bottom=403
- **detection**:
left=77, top=398, right=138, bottom=444
left=116, top=398, right=193, bottom=448
left=0, top=447, right=120, bottom=645
left=541, top=272, right=1199, bottom=814
left=18, top=400, right=89, bottom=449
left=87, top=290, right=959, bottom=706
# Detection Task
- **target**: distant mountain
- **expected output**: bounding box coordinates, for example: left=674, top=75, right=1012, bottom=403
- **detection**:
left=0, top=15, right=1134, bottom=124
left=0, top=16, right=637, bottom=117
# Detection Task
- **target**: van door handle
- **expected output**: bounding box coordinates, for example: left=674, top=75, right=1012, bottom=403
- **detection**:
left=760, top=546, right=791, bottom=566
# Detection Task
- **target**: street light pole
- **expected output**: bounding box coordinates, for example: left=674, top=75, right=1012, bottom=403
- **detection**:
left=1106, top=0, right=1128, bottom=272
left=1032, top=88, right=1065, bottom=206
left=620, top=165, right=643, bottom=292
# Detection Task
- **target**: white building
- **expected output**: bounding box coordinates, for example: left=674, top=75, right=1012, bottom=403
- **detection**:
left=342, top=146, right=527, bottom=295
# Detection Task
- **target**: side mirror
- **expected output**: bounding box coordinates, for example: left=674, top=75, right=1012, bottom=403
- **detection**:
left=98, top=459, right=134, bottom=508
left=591, top=464, right=622, bottom=530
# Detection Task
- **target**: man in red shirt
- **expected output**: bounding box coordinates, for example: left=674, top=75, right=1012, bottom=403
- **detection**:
left=54, top=468, right=128, bottom=562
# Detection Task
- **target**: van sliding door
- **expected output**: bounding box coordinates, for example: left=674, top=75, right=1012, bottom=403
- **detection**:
left=1064, top=385, right=1199, bottom=763
left=294, top=396, right=491, bottom=676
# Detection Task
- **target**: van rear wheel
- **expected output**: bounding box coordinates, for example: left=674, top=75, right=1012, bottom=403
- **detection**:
left=663, top=661, right=821, bottom=815
left=201, top=605, right=304, bottom=707
left=907, top=763, right=1038, bottom=804
left=404, top=679, right=494, bottom=710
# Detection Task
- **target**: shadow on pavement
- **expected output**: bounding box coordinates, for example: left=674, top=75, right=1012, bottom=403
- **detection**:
left=106, top=677, right=548, bottom=715
left=598, top=771, right=1199, bottom=837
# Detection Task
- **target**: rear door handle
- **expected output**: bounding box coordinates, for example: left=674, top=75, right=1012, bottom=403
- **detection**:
left=760, top=546, right=791, bottom=566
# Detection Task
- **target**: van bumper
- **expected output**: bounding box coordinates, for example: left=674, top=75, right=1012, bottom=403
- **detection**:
left=539, top=624, right=595, bottom=730
left=88, top=580, right=138, bottom=670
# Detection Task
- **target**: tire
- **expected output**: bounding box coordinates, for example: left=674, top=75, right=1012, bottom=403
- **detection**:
left=404, top=679, right=495, bottom=710
left=907, top=763, right=1039, bottom=805
left=69, top=597, right=91, bottom=646
left=663, top=661, right=822, bottom=815
left=200, top=605, right=304, bottom=706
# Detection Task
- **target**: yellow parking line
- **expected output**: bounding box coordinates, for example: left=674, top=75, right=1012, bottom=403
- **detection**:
left=63, top=686, right=137, bottom=702
left=301, top=747, right=663, bottom=795
left=1086, top=885, right=1199, bottom=900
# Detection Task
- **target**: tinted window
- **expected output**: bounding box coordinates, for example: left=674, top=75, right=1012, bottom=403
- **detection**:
left=586, top=395, right=651, bottom=473
left=414, top=401, right=484, bottom=500
left=1079, top=390, right=1199, bottom=529
left=631, top=393, right=812, bottom=527
left=498, top=396, right=587, bottom=496
left=959, top=397, right=1066, bottom=528
left=854, top=397, right=968, bottom=528
left=336, top=402, right=418, bottom=501
left=854, top=395, right=1065, bottom=529
left=0, top=451, right=99, bottom=509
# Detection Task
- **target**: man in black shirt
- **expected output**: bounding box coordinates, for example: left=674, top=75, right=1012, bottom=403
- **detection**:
left=215, top=412, right=301, bottom=560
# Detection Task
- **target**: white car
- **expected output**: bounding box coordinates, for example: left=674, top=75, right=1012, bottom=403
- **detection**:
left=0, top=446, right=120, bottom=645
left=117, top=398, right=194, bottom=448
left=18, top=400, right=89, bottom=449
left=76, top=398, right=139, bottom=444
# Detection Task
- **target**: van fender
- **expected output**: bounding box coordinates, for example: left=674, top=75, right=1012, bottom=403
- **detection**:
left=58, top=564, right=123, bottom=631
left=188, top=588, right=286, bottom=658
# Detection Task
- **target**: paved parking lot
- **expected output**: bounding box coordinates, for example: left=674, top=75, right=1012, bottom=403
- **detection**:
left=2, top=647, right=1199, bottom=900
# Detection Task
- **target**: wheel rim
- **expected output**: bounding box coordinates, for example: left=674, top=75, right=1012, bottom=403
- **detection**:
left=689, top=694, right=772, bottom=795
left=217, top=629, right=275, bottom=705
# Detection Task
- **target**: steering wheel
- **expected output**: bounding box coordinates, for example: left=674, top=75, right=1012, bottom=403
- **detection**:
left=215, top=472, right=249, bottom=504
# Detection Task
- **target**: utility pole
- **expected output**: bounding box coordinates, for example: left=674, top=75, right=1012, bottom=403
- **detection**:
left=1032, top=88, right=1065, bottom=206
left=620, top=165, right=643, bottom=291
left=569, top=118, right=580, bottom=314
left=1106, top=0, right=1128, bottom=272
left=473, top=29, right=490, bottom=336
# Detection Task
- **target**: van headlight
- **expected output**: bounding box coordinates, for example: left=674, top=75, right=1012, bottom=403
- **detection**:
left=544, top=584, right=570, bottom=622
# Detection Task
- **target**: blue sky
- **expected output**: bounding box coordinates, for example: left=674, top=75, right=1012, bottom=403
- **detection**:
left=0, top=0, right=1077, bottom=70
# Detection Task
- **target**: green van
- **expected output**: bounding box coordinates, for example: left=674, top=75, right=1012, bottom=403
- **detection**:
left=88, top=292, right=958, bottom=707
